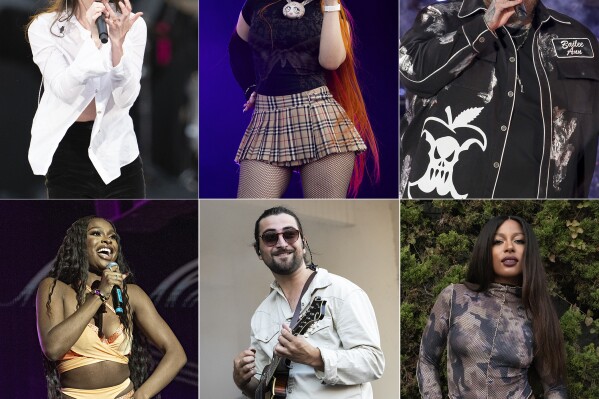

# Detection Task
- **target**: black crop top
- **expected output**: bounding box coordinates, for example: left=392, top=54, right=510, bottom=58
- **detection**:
left=242, top=0, right=327, bottom=96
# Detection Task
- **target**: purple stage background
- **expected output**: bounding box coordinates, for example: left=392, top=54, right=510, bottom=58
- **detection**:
left=0, top=200, right=198, bottom=398
left=200, top=1, right=399, bottom=198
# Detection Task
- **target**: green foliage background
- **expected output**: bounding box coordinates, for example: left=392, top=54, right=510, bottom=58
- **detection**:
left=400, top=200, right=599, bottom=398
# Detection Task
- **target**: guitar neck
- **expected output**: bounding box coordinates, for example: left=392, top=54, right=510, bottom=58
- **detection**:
left=255, top=296, right=326, bottom=399
left=264, top=354, right=282, bottom=383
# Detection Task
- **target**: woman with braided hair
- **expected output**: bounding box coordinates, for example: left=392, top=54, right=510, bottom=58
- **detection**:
left=36, top=216, right=186, bottom=398
left=229, top=0, right=379, bottom=198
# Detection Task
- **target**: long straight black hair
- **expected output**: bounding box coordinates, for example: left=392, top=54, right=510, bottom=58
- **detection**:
left=466, top=215, right=566, bottom=384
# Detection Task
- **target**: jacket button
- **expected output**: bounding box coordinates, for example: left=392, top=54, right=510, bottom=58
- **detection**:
left=501, top=125, right=507, bottom=132
left=508, top=91, right=514, bottom=97
left=479, top=37, right=485, bottom=43
left=493, top=162, right=500, bottom=168
left=509, top=57, right=516, bottom=62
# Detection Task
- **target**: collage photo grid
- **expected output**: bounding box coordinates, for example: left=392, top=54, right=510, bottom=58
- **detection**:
left=0, top=0, right=598, bottom=398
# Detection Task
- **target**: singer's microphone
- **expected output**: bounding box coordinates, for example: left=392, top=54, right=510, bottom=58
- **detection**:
left=95, top=7, right=108, bottom=44
left=107, top=261, right=124, bottom=314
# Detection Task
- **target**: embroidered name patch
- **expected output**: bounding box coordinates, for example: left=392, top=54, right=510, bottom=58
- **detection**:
left=552, top=38, right=595, bottom=58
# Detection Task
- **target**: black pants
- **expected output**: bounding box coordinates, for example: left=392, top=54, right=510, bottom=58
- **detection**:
left=46, top=121, right=146, bottom=199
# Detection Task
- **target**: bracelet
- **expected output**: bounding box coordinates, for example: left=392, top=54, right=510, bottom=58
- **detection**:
left=244, top=84, right=256, bottom=97
left=93, top=289, right=109, bottom=303
left=324, top=4, right=341, bottom=12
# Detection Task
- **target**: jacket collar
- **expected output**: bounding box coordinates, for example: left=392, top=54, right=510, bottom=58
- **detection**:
left=457, top=0, right=487, bottom=18
left=457, top=0, right=570, bottom=26
left=270, top=267, right=332, bottom=297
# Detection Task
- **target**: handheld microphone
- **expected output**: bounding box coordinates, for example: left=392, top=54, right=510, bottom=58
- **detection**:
left=107, top=262, right=124, bottom=314
left=95, top=2, right=108, bottom=44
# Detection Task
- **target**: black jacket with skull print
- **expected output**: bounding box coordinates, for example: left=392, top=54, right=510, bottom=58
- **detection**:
left=399, top=0, right=599, bottom=198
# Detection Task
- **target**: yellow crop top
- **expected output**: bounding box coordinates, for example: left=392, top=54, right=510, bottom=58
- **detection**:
left=57, top=291, right=132, bottom=374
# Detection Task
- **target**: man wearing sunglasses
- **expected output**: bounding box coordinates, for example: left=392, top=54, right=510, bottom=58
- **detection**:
left=233, top=206, right=385, bottom=398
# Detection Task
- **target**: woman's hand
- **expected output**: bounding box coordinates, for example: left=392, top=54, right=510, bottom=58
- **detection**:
left=101, top=0, right=143, bottom=47
left=81, top=1, right=109, bottom=45
left=243, top=92, right=256, bottom=112
left=132, top=391, right=150, bottom=399
left=83, top=1, right=108, bottom=32
left=36, top=277, right=111, bottom=361
left=127, top=284, right=187, bottom=397
left=98, top=265, right=128, bottom=299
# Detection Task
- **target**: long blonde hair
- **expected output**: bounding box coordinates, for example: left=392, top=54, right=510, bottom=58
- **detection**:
left=25, top=0, right=75, bottom=40
left=25, top=0, right=121, bottom=40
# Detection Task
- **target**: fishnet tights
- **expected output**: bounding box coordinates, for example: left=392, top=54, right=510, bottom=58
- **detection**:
left=237, top=152, right=356, bottom=198
left=237, top=160, right=292, bottom=198
left=300, top=152, right=355, bottom=198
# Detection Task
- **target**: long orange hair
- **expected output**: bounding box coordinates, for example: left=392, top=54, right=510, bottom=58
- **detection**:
left=326, top=1, right=380, bottom=196
left=257, top=0, right=380, bottom=196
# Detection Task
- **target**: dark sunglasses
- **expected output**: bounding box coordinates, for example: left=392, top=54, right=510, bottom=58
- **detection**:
left=260, top=228, right=300, bottom=247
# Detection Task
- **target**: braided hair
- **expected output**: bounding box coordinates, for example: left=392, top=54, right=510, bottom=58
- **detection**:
left=42, top=216, right=154, bottom=398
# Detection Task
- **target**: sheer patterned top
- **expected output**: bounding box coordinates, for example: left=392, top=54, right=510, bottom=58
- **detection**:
left=417, top=283, right=567, bottom=399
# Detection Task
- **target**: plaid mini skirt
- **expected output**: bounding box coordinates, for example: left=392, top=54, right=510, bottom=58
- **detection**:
left=235, top=86, right=366, bottom=167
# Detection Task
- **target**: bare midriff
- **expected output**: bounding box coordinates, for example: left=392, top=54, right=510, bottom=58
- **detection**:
left=76, top=98, right=97, bottom=122
left=60, top=361, right=132, bottom=393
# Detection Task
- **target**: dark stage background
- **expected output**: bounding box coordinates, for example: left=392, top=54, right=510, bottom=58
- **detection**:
left=399, top=0, right=599, bottom=197
left=200, top=1, right=399, bottom=198
left=0, top=200, right=198, bottom=398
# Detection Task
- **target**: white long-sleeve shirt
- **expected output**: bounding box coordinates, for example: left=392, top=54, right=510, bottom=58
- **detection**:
left=28, top=11, right=146, bottom=184
left=250, top=268, right=385, bottom=399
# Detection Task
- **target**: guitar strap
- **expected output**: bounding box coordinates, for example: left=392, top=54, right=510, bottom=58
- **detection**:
left=290, top=270, right=317, bottom=329
left=256, top=271, right=320, bottom=398
left=278, top=270, right=317, bottom=371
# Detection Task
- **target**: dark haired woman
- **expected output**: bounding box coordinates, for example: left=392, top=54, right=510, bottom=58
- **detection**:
left=36, top=216, right=186, bottom=398
left=229, top=0, right=379, bottom=198
left=27, top=0, right=146, bottom=198
left=417, top=216, right=567, bottom=398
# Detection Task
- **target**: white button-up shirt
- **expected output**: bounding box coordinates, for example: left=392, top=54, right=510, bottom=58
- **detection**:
left=250, top=268, right=385, bottom=399
left=28, top=11, right=146, bottom=184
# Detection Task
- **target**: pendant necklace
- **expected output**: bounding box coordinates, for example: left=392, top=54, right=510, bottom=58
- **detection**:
left=512, top=28, right=530, bottom=52
left=283, top=0, right=315, bottom=19
left=511, top=27, right=530, bottom=93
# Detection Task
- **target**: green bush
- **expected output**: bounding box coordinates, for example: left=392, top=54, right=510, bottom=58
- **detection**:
left=400, top=200, right=599, bottom=398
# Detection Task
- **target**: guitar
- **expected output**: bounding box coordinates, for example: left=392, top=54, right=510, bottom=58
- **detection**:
left=255, top=296, right=327, bottom=399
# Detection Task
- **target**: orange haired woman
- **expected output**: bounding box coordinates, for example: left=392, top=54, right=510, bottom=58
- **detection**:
left=229, top=0, right=379, bottom=198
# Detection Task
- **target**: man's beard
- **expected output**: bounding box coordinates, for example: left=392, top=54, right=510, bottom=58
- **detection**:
left=265, top=249, right=304, bottom=275
left=508, top=0, right=539, bottom=27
